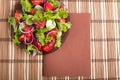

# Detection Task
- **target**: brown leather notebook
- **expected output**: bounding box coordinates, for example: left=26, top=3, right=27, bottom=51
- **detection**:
left=43, top=13, right=91, bottom=77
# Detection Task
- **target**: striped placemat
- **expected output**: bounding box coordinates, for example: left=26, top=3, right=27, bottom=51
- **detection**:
left=0, top=0, right=120, bottom=80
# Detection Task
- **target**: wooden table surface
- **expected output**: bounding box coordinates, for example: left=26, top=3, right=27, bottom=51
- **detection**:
left=0, top=0, right=120, bottom=80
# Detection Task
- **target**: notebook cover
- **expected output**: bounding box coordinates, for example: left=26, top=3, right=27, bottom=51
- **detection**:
left=43, top=13, right=91, bottom=77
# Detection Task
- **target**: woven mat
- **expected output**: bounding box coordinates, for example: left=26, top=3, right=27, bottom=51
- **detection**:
left=0, top=0, right=120, bottom=80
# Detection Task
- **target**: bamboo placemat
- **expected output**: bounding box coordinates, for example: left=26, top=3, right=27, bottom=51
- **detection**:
left=0, top=0, right=120, bottom=80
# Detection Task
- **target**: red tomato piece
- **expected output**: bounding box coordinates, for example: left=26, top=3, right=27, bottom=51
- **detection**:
left=30, top=8, right=36, bottom=15
left=34, top=21, right=46, bottom=29
left=44, top=2, right=53, bottom=11
left=37, top=42, right=42, bottom=50
left=59, top=18, right=66, bottom=23
left=24, top=26, right=32, bottom=32
left=42, top=39, right=55, bottom=52
left=31, top=0, right=44, bottom=6
left=46, top=29, right=58, bottom=38
left=19, top=34, right=25, bottom=42
left=14, top=10, right=20, bottom=23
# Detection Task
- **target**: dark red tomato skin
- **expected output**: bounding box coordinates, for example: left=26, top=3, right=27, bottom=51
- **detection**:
left=25, top=33, right=32, bottom=38
left=19, top=34, right=32, bottom=42
left=31, top=39, right=42, bottom=50
left=39, top=21, right=46, bottom=29
left=46, top=29, right=58, bottom=38
left=42, top=39, right=55, bottom=52
left=44, top=2, right=53, bottom=11
left=37, top=42, right=42, bottom=50
left=14, top=10, right=20, bottom=23
left=23, top=26, right=33, bottom=38
left=42, top=30, right=58, bottom=52
left=19, top=34, right=25, bottom=42
left=24, top=26, right=32, bottom=32
left=30, top=8, right=36, bottom=15
left=34, top=21, right=39, bottom=27
left=31, top=0, right=44, bottom=6
left=34, top=21, right=46, bottom=29
left=42, top=45, right=50, bottom=52
left=19, top=26, right=33, bottom=43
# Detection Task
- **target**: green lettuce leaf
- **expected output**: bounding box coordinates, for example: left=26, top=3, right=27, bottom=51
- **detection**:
left=45, top=36, right=53, bottom=44
left=51, top=13, right=61, bottom=19
left=12, top=30, right=21, bottom=44
left=55, top=35, right=61, bottom=48
left=23, top=44, right=42, bottom=54
left=44, top=11, right=54, bottom=20
left=57, top=8, right=68, bottom=18
left=20, top=0, right=32, bottom=12
left=25, top=44, right=36, bottom=53
left=35, top=28, right=48, bottom=46
left=44, top=10, right=61, bottom=20
left=25, top=15, right=34, bottom=25
left=8, top=17, right=17, bottom=32
left=44, top=8, right=68, bottom=20
left=32, top=10, right=44, bottom=22
left=21, top=14, right=28, bottom=20
left=57, top=22, right=71, bottom=32
left=48, top=0, right=59, bottom=8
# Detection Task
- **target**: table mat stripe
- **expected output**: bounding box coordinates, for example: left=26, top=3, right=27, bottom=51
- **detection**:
left=0, top=58, right=119, bottom=63
left=1, top=38, right=120, bottom=41
left=0, top=0, right=120, bottom=80
left=9, top=0, right=120, bottom=2
left=2, top=18, right=120, bottom=23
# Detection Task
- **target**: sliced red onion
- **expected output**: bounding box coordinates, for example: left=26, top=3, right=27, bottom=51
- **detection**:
left=32, top=51, right=37, bottom=56
left=44, top=0, right=46, bottom=3
left=19, top=26, right=34, bottom=34
left=24, top=34, right=34, bottom=45
left=32, top=44, right=39, bottom=50
left=34, top=5, right=43, bottom=11
left=22, top=7, right=25, bottom=14
left=53, top=2, right=61, bottom=13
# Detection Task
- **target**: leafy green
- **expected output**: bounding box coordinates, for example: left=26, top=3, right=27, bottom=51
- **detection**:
left=51, top=12, right=61, bottom=19
left=25, top=44, right=36, bottom=53
left=21, top=14, right=28, bottom=20
left=45, top=36, right=53, bottom=43
left=8, top=17, right=17, bottom=32
left=35, top=28, right=48, bottom=46
left=44, top=11, right=54, bottom=20
left=36, top=50, right=42, bottom=54
left=26, top=15, right=34, bottom=25
left=48, top=0, right=59, bottom=8
left=55, top=35, right=61, bottom=48
left=32, top=10, right=44, bottom=22
left=57, top=22, right=71, bottom=32
left=20, top=0, right=32, bottom=12
left=57, top=8, right=68, bottom=18
left=48, top=0, right=55, bottom=3
left=44, top=11, right=60, bottom=20
left=44, top=8, right=68, bottom=20
left=18, top=13, right=23, bottom=20
left=23, top=45, right=43, bottom=54
left=21, top=10, right=44, bottom=23
left=13, top=30, right=21, bottom=44
left=53, top=1, right=59, bottom=8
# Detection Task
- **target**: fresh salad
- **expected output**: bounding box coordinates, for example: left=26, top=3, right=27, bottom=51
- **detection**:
left=8, top=0, right=71, bottom=55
